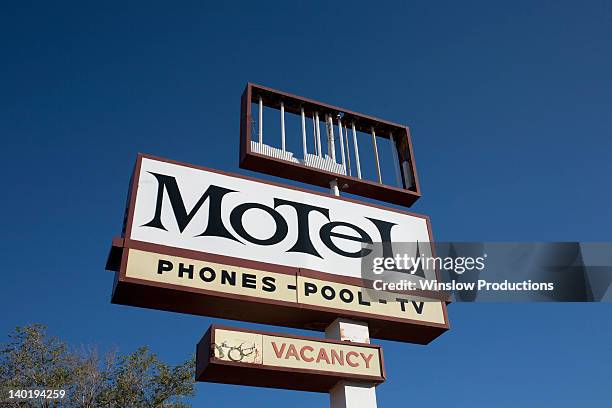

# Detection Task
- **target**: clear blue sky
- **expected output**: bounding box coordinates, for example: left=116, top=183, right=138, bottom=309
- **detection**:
left=1, top=1, right=611, bottom=406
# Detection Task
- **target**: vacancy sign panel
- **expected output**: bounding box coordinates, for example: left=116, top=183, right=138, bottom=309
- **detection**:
left=196, top=325, right=384, bottom=392
left=109, top=154, right=449, bottom=344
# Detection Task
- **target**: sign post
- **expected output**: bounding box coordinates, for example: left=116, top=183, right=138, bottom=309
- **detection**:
left=326, top=319, right=378, bottom=408
left=327, top=181, right=377, bottom=408
left=106, top=83, right=450, bottom=407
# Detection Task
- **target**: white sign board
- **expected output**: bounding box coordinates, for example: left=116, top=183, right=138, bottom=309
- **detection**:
left=129, top=156, right=434, bottom=280
left=110, top=154, right=449, bottom=344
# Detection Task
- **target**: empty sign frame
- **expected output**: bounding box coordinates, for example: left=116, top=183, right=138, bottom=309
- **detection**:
left=239, top=83, right=422, bottom=207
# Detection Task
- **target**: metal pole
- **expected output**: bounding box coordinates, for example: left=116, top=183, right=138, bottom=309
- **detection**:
left=337, top=117, right=346, bottom=174
left=389, top=132, right=402, bottom=187
left=344, top=123, right=351, bottom=176
left=329, top=179, right=339, bottom=196
left=327, top=318, right=378, bottom=408
left=315, top=112, right=322, bottom=156
left=352, top=122, right=362, bottom=179
left=301, top=107, right=307, bottom=158
left=280, top=101, right=286, bottom=151
left=371, top=127, right=382, bottom=183
left=312, top=114, right=318, bottom=154
left=327, top=114, right=336, bottom=161
left=258, top=96, right=263, bottom=144
left=325, top=189, right=377, bottom=408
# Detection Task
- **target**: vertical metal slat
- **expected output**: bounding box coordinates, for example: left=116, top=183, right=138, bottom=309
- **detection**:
left=301, top=107, right=307, bottom=158
left=352, top=122, right=362, bottom=179
left=371, top=127, right=382, bottom=183
left=280, top=101, right=286, bottom=151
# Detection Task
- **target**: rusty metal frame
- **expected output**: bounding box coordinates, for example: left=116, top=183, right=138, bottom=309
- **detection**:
left=240, top=83, right=421, bottom=207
